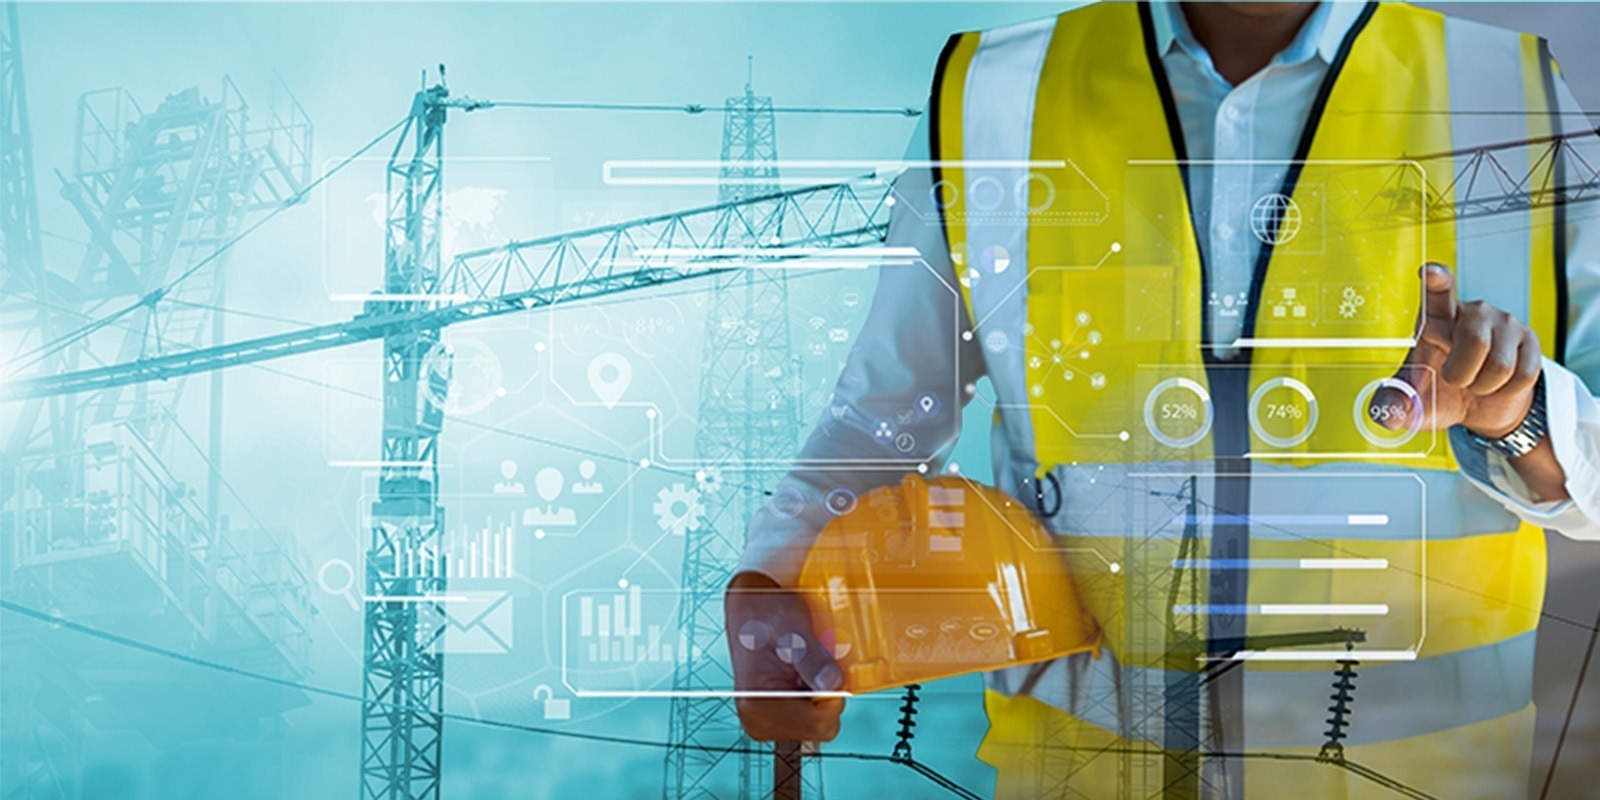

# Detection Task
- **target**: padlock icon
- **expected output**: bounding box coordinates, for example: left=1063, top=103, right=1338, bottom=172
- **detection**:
left=535, top=685, right=570, bottom=721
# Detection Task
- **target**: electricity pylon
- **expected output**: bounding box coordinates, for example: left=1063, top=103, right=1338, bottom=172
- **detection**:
left=0, top=0, right=40, bottom=298
left=6, top=60, right=1599, bottom=800
left=664, top=63, right=819, bottom=799
left=341, top=74, right=890, bottom=800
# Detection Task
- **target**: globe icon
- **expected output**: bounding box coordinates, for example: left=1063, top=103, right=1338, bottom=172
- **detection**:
left=1249, top=193, right=1302, bottom=246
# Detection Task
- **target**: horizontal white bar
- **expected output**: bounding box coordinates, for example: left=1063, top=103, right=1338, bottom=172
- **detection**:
left=573, top=690, right=854, bottom=699
left=1346, top=514, right=1391, bottom=526
left=1260, top=604, right=1389, bottom=615
left=635, top=246, right=920, bottom=258
left=607, top=158, right=1066, bottom=170
left=1227, top=337, right=1417, bottom=349
left=1247, top=452, right=1428, bottom=460
left=1210, top=650, right=1419, bottom=662
left=1174, top=558, right=1388, bottom=571
left=1298, top=558, right=1389, bottom=570
left=603, top=159, right=1068, bottom=186
left=601, top=258, right=898, bottom=270
left=1172, top=603, right=1389, bottom=615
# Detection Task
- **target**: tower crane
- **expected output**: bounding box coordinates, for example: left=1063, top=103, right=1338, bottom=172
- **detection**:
left=3, top=64, right=906, bottom=799
left=9, top=57, right=1599, bottom=800
left=0, top=173, right=891, bottom=403
left=0, top=72, right=896, bottom=800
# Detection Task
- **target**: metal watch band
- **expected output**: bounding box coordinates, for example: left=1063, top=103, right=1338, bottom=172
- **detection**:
left=1471, top=371, right=1549, bottom=460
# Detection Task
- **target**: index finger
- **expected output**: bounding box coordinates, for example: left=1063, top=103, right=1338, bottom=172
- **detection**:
left=1423, top=262, right=1457, bottom=322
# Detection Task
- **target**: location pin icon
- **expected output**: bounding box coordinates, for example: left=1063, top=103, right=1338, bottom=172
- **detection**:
left=588, top=353, right=632, bottom=409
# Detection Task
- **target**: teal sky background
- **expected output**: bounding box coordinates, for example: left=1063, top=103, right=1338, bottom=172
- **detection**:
left=11, top=3, right=1061, bottom=798
left=8, top=2, right=1600, bottom=799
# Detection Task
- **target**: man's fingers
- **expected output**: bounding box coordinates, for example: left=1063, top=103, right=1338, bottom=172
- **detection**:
left=1423, top=262, right=1457, bottom=323
left=1504, top=329, right=1544, bottom=398
left=791, top=632, right=844, bottom=693
left=1418, top=316, right=1453, bottom=351
left=1441, top=303, right=1494, bottom=387
left=736, top=697, right=845, bottom=742
left=1466, top=319, right=1523, bottom=396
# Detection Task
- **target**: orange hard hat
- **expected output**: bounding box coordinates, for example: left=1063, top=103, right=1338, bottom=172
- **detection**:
left=796, top=474, right=1100, bottom=694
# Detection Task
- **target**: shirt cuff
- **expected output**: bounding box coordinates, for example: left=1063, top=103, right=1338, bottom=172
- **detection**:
left=736, top=482, right=840, bottom=588
left=1449, top=358, right=1600, bottom=536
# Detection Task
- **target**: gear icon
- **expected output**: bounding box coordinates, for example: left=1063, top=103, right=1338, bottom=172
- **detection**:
left=694, top=466, right=724, bottom=495
left=653, top=483, right=705, bottom=536
left=1338, top=286, right=1367, bottom=319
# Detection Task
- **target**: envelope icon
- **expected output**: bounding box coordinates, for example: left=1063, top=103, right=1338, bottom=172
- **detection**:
left=442, top=591, right=514, bottom=654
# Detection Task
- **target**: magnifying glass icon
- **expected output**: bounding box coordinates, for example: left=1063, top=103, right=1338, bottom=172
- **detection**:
left=318, top=558, right=361, bottom=611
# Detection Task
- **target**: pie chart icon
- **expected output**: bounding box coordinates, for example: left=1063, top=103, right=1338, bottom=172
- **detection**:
left=775, top=633, right=807, bottom=665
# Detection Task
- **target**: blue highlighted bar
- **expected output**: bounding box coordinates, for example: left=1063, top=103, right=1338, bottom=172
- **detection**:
left=1172, top=603, right=1390, bottom=616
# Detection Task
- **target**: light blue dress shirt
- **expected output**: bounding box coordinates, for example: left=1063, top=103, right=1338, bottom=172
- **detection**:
left=1153, top=1, right=1364, bottom=350
left=741, top=1, right=1600, bottom=585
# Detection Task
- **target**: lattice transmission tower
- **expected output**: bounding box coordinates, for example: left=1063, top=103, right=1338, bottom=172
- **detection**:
left=664, top=62, right=818, bottom=799
left=0, top=4, right=315, bottom=795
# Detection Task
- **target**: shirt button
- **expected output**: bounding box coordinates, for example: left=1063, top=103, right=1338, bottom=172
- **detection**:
left=1224, top=105, right=1242, bottom=121
left=1216, top=223, right=1235, bottom=240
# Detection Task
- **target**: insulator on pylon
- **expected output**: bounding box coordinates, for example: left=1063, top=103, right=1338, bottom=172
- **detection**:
left=891, top=683, right=921, bottom=762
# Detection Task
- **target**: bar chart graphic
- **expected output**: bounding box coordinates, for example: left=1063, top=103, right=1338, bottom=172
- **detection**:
left=562, top=587, right=703, bottom=694
left=382, top=512, right=518, bottom=580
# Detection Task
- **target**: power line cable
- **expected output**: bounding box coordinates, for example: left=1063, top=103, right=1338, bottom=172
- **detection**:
left=7, top=270, right=854, bottom=494
left=250, top=361, right=769, bottom=494
left=1538, top=600, right=1600, bottom=799
left=12, top=115, right=411, bottom=374
left=0, top=597, right=978, bottom=799
left=21, top=292, right=1600, bottom=642
left=24, top=290, right=1600, bottom=641
left=164, top=297, right=319, bottom=328
left=461, top=99, right=920, bottom=117
left=0, top=593, right=1436, bottom=798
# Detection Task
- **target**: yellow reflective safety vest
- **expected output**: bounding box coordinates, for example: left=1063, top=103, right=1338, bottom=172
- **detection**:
left=930, top=2, right=1572, bottom=797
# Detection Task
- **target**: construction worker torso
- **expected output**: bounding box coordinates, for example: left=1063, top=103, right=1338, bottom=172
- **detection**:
left=930, top=2, right=1570, bottom=797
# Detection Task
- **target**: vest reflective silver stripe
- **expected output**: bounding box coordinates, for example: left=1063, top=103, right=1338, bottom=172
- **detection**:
left=986, top=629, right=1535, bottom=749
left=958, top=16, right=1056, bottom=476
left=1446, top=16, right=1533, bottom=323
left=951, top=5, right=1550, bottom=753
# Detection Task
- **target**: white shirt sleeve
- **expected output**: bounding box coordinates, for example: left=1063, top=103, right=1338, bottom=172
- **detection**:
left=1449, top=64, right=1600, bottom=540
left=737, top=119, right=987, bottom=586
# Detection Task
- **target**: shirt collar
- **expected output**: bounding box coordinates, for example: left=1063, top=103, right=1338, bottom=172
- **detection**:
left=1151, top=2, right=1366, bottom=70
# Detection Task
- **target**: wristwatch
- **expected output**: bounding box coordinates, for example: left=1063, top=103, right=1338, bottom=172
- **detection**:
left=1468, top=371, right=1549, bottom=460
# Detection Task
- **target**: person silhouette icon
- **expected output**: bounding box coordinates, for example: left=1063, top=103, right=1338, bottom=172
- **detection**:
left=522, top=467, right=576, bottom=527
left=571, top=459, right=604, bottom=495
left=494, top=459, right=525, bottom=494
